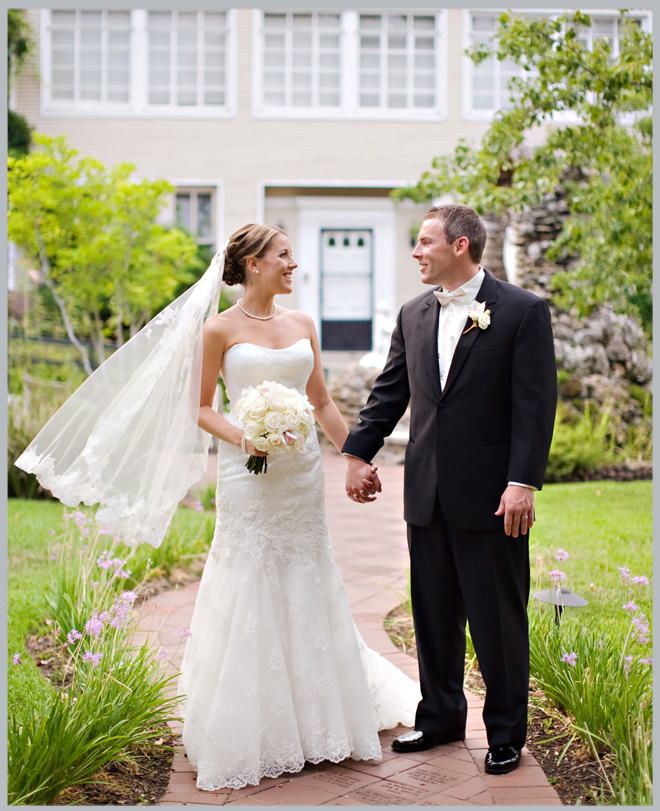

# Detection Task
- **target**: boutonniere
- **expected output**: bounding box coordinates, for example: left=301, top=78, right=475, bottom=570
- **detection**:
left=463, top=301, right=491, bottom=335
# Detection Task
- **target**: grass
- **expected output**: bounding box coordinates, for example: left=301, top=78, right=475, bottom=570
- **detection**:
left=390, top=480, right=652, bottom=806
left=7, top=498, right=214, bottom=805
left=529, top=480, right=652, bottom=620
left=7, top=499, right=212, bottom=732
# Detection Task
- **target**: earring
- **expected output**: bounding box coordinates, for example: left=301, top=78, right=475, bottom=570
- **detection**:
left=255, top=270, right=260, bottom=274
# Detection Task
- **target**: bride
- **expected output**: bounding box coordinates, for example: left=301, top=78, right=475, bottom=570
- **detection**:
left=180, top=223, right=419, bottom=790
left=16, top=222, right=420, bottom=792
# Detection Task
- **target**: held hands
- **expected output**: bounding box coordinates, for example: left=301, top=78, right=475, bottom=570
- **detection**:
left=495, top=484, right=535, bottom=537
left=345, top=456, right=382, bottom=503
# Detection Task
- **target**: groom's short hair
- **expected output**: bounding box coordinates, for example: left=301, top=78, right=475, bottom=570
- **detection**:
left=425, top=205, right=487, bottom=264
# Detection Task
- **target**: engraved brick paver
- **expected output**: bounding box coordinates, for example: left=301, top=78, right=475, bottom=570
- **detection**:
left=151, top=453, right=561, bottom=806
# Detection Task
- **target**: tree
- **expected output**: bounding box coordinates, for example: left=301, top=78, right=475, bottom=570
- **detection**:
left=8, top=134, right=202, bottom=372
left=394, top=10, right=652, bottom=328
left=8, top=10, right=34, bottom=156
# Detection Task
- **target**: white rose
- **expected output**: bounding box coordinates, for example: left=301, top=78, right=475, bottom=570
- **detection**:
left=300, top=410, right=314, bottom=426
left=243, top=421, right=260, bottom=440
left=252, top=436, right=270, bottom=452
left=268, top=394, right=287, bottom=411
left=268, top=434, right=283, bottom=448
left=282, top=409, right=301, bottom=428
left=249, top=400, right=268, bottom=418
left=264, top=411, right=282, bottom=431
left=477, top=310, right=491, bottom=330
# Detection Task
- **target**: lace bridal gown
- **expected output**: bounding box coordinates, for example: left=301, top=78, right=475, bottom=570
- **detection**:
left=178, top=338, right=421, bottom=790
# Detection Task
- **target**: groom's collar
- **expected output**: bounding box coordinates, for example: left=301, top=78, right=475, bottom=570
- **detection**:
left=424, top=268, right=497, bottom=308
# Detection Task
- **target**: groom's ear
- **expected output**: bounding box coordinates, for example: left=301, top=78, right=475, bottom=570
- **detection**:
left=454, top=236, right=470, bottom=257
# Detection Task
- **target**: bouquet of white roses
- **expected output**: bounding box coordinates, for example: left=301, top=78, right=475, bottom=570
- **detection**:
left=236, top=381, right=315, bottom=474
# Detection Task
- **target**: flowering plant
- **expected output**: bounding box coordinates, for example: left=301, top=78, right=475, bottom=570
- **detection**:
left=236, top=380, right=315, bottom=474
left=463, top=301, right=491, bottom=334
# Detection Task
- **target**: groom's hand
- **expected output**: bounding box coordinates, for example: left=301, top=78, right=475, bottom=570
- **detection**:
left=345, top=456, right=382, bottom=503
left=495, top=485, right=535, bottom=537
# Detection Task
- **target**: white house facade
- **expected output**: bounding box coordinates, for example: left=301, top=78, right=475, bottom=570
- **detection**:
left=12, top=7, right=652, bottom=351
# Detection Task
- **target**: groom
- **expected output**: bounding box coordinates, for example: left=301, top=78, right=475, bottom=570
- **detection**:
left=343, top=205, right=556, bottom=775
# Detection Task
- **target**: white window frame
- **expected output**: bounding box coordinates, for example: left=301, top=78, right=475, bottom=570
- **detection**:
left=463, top=8, right=652, bottom=122
left=40, top=9, right=237, bottom=118
left=165, top=179, right=224, bottom=251
left=252, top=10, right=447, bottom=120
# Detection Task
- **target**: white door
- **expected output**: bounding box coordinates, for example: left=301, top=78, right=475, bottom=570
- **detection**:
left=320, top=229, right=373, bottom=350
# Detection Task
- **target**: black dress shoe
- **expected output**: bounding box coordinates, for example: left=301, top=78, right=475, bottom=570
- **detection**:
left=484, top=744, right=522, bottom=774
left=391, top=729, right=465, bottom=753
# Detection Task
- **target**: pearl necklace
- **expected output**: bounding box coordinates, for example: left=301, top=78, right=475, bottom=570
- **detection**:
left=237, top=298, right=276, bottom=321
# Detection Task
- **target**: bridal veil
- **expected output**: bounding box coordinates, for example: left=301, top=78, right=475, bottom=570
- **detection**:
left=15, top=247, right=226, bottom=548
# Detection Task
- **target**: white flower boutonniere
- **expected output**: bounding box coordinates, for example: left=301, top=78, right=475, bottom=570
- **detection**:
left=463, top=301, right=491, bottom=335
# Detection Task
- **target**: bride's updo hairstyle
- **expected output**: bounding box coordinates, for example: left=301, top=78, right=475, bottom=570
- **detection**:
left=223, top=224, right=286, bottom=286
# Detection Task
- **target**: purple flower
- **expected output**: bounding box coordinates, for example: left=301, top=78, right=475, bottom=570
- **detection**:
left=624, top=655, right=633, bottom=677
left=618, top=566, right=631, bottom=581
left=550, top=570, right=567, bottom=586
left=632, top=575, right=649, bottom=586
left=210, top=498, right=216, bottom=504
left=82, top=651, right=103, bottom=667
left=560, top=651, right=577, bottom=667
left=156, top=647, right=168, bottom=662
left=84, top=615, right=104, bottom=637
left=554, top=549, right=569, bottom=562
left=631, top=614, right=651, bottom=644
left=12, top=654, right=22, bottom=665
left=98, top=610, right=111, bottom=623
left=72, top=510, right=90, bottom=537
left=194, top=500, right=204, bottom=512
left=639, top=657, right=653, bottom=666
left=623, top=601, right=639, bottom=614
left=67, top=629, right=82, bottom=645
left=50, top=553, right=57, bottom=560
left=176, top=627, right=192, bottom=639
left=120, top=591, right=138, bottom=604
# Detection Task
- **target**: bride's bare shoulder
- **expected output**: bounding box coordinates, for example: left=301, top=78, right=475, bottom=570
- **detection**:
left=280, top=307, right=315, bottom=329
left=204, top=307, right=241, bottom=341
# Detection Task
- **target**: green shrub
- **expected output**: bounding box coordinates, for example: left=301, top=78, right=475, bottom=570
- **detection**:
left=8, top=514, right=188, bottom=805
left=529, top=556, right=652, bottom=806
left=545, top=400, right=617, bottom=482
left=8, top=108, right=31, bottom=157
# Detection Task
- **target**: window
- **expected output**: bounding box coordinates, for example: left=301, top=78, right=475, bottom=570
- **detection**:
left=42, top=9, right=235, bottom=116
left=175, top=189, right=215, bottom=246
left=48, top=9, right=131, bottom=106
left=358, top=14, right=438, bottom=110
left=465, top=10, right=650, bottom=119
left=466, top=12, right=535, bottom=116
left=261, top=12, right=342, bottom=108
left=147, top=11, right=229, bottom=107
left=254, top=10, right=446, bottom=118
left=571, top=14, right=643, bottom=56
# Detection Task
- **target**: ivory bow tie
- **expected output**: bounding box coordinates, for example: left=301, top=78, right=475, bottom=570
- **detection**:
left=434, top=288, right=470, bottom=306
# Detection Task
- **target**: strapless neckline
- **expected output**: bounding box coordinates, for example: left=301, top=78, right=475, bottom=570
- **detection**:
left=225, top=338, right=310, bottom=355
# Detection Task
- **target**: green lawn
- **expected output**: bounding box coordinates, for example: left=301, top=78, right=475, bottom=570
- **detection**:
left=531, top=480, right=652, bottom=619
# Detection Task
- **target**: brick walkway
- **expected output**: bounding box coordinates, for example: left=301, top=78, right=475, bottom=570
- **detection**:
left=137, top=453, right=561, bottom=806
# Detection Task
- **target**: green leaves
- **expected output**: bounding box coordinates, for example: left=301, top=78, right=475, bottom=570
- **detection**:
left=8, top=134, right=204, bottom=368
left=394, top=10, right=652, bottom=330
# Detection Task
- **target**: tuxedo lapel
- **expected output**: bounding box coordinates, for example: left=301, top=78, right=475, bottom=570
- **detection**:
left=421, top=291, right=442, bottom=400
left=440, top=271, right=498, bottom=401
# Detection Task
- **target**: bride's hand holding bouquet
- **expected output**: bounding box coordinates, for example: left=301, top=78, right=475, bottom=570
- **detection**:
left=237, top=381, right=315, bottom=474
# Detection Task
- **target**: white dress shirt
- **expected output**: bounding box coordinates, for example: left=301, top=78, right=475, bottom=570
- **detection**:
left=436, top=268, right=485, bottom=390
left=435, top=269, right=536, bottom=492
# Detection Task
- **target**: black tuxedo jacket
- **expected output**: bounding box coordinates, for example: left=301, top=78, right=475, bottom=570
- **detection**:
left=342, top=270, right=557, bottom=530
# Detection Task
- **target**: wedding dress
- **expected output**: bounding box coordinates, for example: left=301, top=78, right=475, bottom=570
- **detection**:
left=177, top=338, right=421, bottom=791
